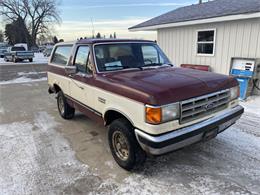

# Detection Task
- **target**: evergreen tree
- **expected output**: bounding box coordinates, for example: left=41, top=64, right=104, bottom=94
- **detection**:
left=53, top=36, right=58, bottom=44
left=96, top=32, right=101, bottom=38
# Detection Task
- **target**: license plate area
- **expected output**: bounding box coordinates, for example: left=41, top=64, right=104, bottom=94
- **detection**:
left=218, top=119, right=236, bottom=132
left=203, top=128, right=218, bottom=142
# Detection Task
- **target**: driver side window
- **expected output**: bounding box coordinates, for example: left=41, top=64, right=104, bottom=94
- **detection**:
left=74, top=46, right=93, bottom=74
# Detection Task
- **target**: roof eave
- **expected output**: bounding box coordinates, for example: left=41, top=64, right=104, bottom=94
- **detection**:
left=129, top=12, right=260, bottom=31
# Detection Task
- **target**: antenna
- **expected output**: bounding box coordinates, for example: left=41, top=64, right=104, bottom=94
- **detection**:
left=91, top=18, right=95, bottom=38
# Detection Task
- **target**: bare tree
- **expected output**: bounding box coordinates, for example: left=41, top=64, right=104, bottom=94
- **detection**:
left=0, top=30, right=4, bottom=42
left=0, top=0, right=61, bottom=47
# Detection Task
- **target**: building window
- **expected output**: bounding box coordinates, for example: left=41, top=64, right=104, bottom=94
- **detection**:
left=197, top=29, right=215, bottom=56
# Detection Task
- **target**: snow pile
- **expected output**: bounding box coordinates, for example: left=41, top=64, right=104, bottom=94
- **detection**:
left=0, top=71, right=47, bottom=85
left=0, top=76, right=46, bottom=85
left=17, top=71, right=46, bottom=76
left=34, top=53, right=49, bottom=63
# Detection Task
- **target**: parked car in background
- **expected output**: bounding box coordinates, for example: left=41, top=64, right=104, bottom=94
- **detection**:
left=43, top=47, right=53, bottom=57
left=0, top=48, right=7, bottom=58
left=31, top=46, right=40, bottom=53
left=4, top=46, right=34, bottom=63
left=38, top=46, right=46, bottom=53
left=47, top=39, right=244, bottom=170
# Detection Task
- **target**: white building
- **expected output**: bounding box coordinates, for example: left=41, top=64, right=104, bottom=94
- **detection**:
left=130, top=0, right=260, bottom=95
left=130, top=0, right=260, bottom=72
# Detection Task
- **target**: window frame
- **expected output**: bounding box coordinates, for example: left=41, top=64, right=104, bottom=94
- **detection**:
left=50, top=44, right=73, bottom=67
left=141, top=44, right=162, bottom=65
left=196, top=28, right=216, bottom=57
left=73, top=45, right=93, bottom=74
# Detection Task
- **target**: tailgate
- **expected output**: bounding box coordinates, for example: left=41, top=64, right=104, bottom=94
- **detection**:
left=16, top=51, right=34, bottom=57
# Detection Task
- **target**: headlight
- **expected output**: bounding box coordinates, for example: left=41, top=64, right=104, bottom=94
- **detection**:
left=230, top=86, right=240, bottom=100
left=145, top=103, right=180, bottom=124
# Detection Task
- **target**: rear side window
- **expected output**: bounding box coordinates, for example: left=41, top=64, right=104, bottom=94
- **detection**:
left=51, top=45, right=72, bottom=66
left=12, top=47, right=25, bottom=51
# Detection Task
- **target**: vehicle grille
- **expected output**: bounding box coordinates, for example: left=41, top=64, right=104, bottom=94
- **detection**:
left=180, top=89, right=230, bottom=124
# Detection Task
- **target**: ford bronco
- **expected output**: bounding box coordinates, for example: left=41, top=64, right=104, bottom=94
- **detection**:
left=48, top=39, right=244, bottom=170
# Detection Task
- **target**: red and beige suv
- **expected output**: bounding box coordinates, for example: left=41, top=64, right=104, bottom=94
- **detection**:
left=48, top=39, right=244, bottom=170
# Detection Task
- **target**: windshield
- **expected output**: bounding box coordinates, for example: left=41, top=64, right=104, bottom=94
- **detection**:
left=94, top=43, right=171, bottom=72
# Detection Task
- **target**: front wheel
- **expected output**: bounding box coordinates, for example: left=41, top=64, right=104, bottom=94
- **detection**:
left=108, top=118, right=146, bottom=171
left=57, top=91, right=75, bottom=119
left=29, top=58, right=33, bottom=62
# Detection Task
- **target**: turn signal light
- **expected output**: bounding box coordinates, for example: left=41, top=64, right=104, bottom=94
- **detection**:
left=145, top=107, right=162, bottom=124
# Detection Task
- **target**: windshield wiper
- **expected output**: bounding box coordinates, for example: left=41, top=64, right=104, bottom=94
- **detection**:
left=139, top=63, right=175, bottom=70
left=165, top=63, right=174, bottom=67
left=139, top=63, right=163, bottom=70
left=105, top=65, right=141, bottom=71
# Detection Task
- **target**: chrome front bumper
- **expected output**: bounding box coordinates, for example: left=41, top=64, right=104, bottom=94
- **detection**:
left=135, top=105, right=244, bottom=155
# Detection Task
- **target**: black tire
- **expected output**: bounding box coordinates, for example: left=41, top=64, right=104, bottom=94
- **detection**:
left=29, top=58, right=33, bottom=62
left=57, top=91, right=75, bottom=119
left=108, top=118, right=146, bottom=171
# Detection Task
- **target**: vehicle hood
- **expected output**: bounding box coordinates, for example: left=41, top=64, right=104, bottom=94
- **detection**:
left=95, top=67, right=237, bottom=105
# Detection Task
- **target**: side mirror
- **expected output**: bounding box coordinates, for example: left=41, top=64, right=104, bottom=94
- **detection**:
left=65, top=66, right=77, bottom=75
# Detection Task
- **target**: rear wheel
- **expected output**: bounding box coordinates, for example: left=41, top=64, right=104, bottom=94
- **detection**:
left=108, top=118, right=146, bottom=171
left=29, top=58, right=33, bottom=62
left=57, top=91, right=75, bottom=119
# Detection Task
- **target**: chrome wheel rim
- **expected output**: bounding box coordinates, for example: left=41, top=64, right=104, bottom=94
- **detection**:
left=58, top=96, right=64, bottom=114
left=112, top=131, right=129, bottom=161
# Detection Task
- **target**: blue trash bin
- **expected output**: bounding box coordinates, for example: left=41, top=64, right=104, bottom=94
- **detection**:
left=236, top=77, right=250, bottom=100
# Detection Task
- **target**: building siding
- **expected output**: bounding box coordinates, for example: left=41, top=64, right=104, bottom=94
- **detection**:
left=157, top=18, right=260, bottom=75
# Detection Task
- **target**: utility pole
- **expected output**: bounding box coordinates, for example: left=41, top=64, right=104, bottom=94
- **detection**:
left=91, top=18, right=95, bottom=38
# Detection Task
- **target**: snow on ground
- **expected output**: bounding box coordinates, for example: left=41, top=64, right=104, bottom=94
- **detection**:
left=240, top=96, right=260, bottom=117
left=0, top=75, right=46, bottom=85
left=0, top=111, right=164, bottom=194
left=0, top=53, right=48, bottom=65
left=0, top=71, right=47, bottom=85
left=0, top=112, right=92, bottom=194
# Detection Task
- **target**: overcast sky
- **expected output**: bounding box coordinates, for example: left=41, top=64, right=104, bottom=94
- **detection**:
left=1, top=0, right=198, bottom=41
left=56, top=0, right=198, bottom=41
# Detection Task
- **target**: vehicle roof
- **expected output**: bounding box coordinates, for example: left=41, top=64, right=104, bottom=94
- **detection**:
left=77, top=38, right=155, bottom=44
left=55, top=39, right=155, bottom=46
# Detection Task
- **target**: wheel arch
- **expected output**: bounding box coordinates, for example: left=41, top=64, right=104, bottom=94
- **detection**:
left=104, top=109, right=135, bottom=127
left=53, top=83, right=62, bottom=93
